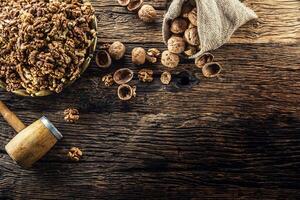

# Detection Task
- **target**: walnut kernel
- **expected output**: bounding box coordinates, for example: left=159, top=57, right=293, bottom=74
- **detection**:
left=138, top=5, right=157, bottom=23
left=161, top=50, right=180, bottom=68
left=102, top=74, right=114, bottom=87
left=160, top=71, right=172, bottom=85
left=170, top=18, right=188, bottom=34
left=132, top=47, right=146, bottom=65
left=64, top=108, right=80, bottom=123
left=138, top=69, right=154, bottom=82
left=68, top=147, right=83, bottom=161
left=108, top=41, right=126, bottom=60
left=167, top=36, right=186, bottom=54
left=146, top=48, right=161, bottom=63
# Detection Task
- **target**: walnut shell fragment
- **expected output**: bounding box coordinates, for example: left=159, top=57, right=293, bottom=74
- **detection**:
left=160, top=71, right=172, bottom=85
left=118, top=0, right=130, bottom=6
left=132, top=47, right=146, bottom=65
left=96, top=50, right=112, bottom=68
left=138, top=5, right=157, bottom=22
left=195, top=53, right=214, bottom=68
left=113, top=68, right=134, bottom=85
left=127, top=0, right=143, bottom=12
left=161, top=50, right=180, bottom=68
left=108, top=41, right=126, bottom=60
left=202, top=62, right=222, bottom=78
left=118, top=84, right=136, bottom=101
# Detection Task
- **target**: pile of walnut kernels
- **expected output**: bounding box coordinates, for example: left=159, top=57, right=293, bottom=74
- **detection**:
left=0, top=0, right=96, bottom=94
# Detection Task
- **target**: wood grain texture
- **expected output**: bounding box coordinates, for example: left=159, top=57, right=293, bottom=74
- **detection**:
left=1, top=0, right=300, bottom=199
left=94, top=0, right=300, bottom=43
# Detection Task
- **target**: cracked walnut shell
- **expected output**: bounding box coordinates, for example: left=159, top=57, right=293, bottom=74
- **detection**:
left=132, top=47, right=146, bottom=65
left=138, top=5, right=157, bottom=23
left=202, top=62, right=222, bottom=78
left=127, top=0, right=143, bottom=12
left=161, top=50, right=180, bottom=68
left=167, top=36, right=186, bottom=54
left=108, top=41, right=126, bottom=60
left=138, top=69, right=154, bottom=82
left=118, top=0, right=130, bottom=6
left=96, top=50, right=112, bottom=68
left=195, top=53, right=214, bottom=68
left=68, top=147, right=83, bottom=162
left=118, top=84, right=136, bottom=101
left=113, top=68, right=134, bottom=85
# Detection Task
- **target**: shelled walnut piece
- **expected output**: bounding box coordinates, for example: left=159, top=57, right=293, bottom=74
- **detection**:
left=68, top=147, right=83, bottom=161
left=138, top=69, right=153, bottom=82
left=146, top=48, right=161, bottom=63
left=102, top=74, right=114, bottom=87
left=64, top=108, right=80, bottom=123
left=0, top=0, right=96, bottom=95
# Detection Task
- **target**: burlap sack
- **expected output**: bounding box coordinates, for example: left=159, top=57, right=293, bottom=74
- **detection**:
left=163, top=0, right=258, bottom=59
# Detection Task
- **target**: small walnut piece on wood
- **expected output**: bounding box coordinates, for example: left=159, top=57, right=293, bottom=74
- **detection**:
left=127, top=0, right=143, bottom=12
left=113, top=68, right=134, bottom=85
left=161, top=50, right=180, bottom=68
left=132, top=47, right=146, bottom=65
left=146, top=48, right=161, bottom=63
left=68, top=147, right=83, bottom=162
left=188, top=8, right=197, bottom=26
left=160, top=71, right=172, bottom=85
left=118, top=0, right=130, bottom=6
left=195, top=53, right=214, bottom=68
left=96, top=50, right=112, bottom=68
left=118, top=84, right=136, bottom=101
left=138, top=5, right=157, bottom=23
left=170, top=18, right=188, bottom=34
left=202, top=62, right=222, bottom=78
left=138, top=69, right=154, bottom=82
left=167, top=36, right=186, bottom=54
left=184, top=27, right=200, bottom=46
left=102, top=74, right=114, bottom=87
left=108, top=41, right=126, bottom=60
left=64, top=108, right=80, bottom=123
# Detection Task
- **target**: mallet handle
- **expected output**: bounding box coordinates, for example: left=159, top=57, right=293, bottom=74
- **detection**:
left=0, top=101, right=26, bottom=132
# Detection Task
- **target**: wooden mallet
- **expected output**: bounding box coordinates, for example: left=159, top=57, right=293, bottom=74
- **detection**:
left=0, top=101, right=63, bottom=168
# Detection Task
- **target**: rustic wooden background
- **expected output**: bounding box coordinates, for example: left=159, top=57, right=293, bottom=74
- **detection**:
left=1, top=0, right=300, bottom=199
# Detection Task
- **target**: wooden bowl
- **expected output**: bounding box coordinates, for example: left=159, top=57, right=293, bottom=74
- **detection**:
left=0, top=1, right=98, bottom=97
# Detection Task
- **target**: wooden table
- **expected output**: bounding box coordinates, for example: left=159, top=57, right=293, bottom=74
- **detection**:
left=1, top=0, right=299, bottom=199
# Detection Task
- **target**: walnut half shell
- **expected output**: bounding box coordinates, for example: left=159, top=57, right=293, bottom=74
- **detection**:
left=118, top=84, right=136, bottom=101
left=96, top=50, right=112, bottom=68
left=118, top=0, right=130, bottom=6
left=113, top=68, right=134, bottom=85
left=127, top=0, right=143, bottom=12
left=202, top=62, right=222, bottom=78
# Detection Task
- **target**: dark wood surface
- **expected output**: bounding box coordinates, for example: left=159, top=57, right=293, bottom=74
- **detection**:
left=1, top=0, right=300, bottom=199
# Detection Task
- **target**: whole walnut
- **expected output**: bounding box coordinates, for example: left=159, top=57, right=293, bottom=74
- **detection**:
left=138, top=5, right=157, bottom=23
left=188, top=8, right=197, bottom=26
left=109, top=41, right=126, bottom=60
left=132, top=47, right=146, bottom=65
left=161, top=50, right=180, bottom=68
left=167, top=36, right=186, bottom=54
left=170, top=18, right=188, bottom=34
left=184, top=27, right=200, bottom=46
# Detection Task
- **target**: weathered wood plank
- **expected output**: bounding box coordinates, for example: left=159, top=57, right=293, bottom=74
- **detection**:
left=94, top=0, right=300, bottom=44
